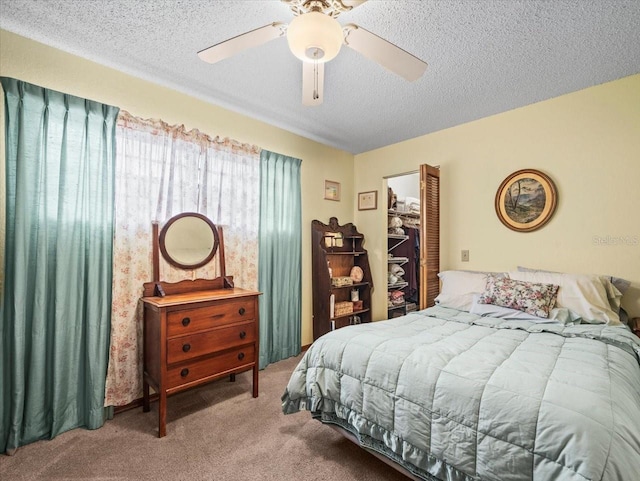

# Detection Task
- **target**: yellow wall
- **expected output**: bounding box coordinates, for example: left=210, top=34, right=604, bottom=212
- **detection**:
left=2, top=29, right=639, bottom=341
left=0, top=29, right=355, bottom=346
left=355, top=73, right=640, bottom=321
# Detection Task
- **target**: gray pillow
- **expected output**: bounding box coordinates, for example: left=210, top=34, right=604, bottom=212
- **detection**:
left=619, top=307, right=630, bottom=325
left=610, top=277, right=631, bottom=296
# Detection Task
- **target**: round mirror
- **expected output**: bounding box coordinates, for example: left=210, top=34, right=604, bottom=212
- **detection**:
left=159, top=213, right=219, bottom=269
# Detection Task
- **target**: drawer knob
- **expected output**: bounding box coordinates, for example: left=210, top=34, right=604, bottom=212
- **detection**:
left=180, top=368, right=189, bottom=377
left=239, top=331, right=246, bottom=339
left=238, top=307, right=246, bottom=316
left=182, top=317, right=191, bottom=327
left=238, top=352, right=245, bottom=360
left=182, top=343, right=191, bottom=353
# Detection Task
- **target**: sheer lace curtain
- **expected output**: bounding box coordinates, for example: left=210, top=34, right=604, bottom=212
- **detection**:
left=105, top=111, right=260, bottom=406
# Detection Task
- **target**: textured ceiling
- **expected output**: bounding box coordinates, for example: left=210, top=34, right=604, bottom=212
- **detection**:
left=1, top=0, right=639, bottom=154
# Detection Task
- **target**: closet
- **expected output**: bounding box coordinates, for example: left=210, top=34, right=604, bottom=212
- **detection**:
left=386, top=164, right=440, bottom=318
left=387, top=174, right=420, bottom=317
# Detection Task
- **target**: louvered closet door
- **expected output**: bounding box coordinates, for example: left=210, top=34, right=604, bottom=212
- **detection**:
left=420, top=164, right=440, bottom=309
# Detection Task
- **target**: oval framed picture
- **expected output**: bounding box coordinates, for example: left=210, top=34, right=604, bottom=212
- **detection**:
left=495, top=169, right=558, bottom=232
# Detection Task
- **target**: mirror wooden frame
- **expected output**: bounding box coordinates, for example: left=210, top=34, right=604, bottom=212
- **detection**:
left=145, top=212, right=234, bottom=297
left=158, top=212, right=220, bottom=270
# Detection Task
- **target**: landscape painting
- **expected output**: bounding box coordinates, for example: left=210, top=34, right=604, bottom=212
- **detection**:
left=495, top=169, right=557, bottom=232
left=504, top=177, right=546, bottom=223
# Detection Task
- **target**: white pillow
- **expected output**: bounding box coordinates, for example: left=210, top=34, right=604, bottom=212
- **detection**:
left=435, top=270, right=490, bottom=312
left=469, top=295, right=580, bottom=324
left=517, top=266, right=625, bottom=315
left=508, top=271, right=621, bottom=325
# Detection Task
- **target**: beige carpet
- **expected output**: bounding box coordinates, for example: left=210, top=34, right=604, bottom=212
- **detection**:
left=0, top=354, right=409, bottom=481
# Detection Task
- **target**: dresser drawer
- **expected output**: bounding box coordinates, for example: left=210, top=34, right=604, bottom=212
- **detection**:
left=167, top=321, right=256, bottom=364
left=167, top=345, right=255, bottom=389
left=167, top=298, right=255, bottom=337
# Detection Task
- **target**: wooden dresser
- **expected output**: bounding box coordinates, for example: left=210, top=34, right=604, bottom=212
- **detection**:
left=142, top=287, right=260, bottom=437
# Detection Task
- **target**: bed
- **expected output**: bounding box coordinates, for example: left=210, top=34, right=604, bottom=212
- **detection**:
left=282, top=269, right=640, bottom=481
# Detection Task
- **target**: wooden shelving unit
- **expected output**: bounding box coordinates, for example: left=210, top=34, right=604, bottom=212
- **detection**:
left=311, top=217, right=373, bottom=340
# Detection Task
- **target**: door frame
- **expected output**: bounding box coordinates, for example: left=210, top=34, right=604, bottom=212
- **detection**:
left=384, top=164, right=440, bottom=312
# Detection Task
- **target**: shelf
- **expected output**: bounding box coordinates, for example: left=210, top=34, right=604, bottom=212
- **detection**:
left=406, top=303, right=418, bottom=313
left=388, top=257, right=408, bottom=265
left=331, top=308, right=370, bottom=321
left=326, top=251, right=366, bottom=256
left=388, top=209, right=420, bottom=218
left=388, top=234, right=409, bottom=253
left=330, top=282, right=369, bottom=291
left=388, top=221, right=409, bottom=319
left=312, top=217, right=372, bottom=340
left=388, top=303, right=406, bottom=311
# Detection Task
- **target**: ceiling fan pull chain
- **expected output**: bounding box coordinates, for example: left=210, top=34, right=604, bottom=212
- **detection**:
left=313, top=49, right=320, bottom=100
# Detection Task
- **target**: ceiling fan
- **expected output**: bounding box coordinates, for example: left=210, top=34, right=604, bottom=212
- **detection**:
left=197, top=0, right=428, bottom=106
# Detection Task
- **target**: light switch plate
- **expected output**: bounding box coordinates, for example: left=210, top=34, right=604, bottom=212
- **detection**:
left=461, top=250, right=469, bottom=262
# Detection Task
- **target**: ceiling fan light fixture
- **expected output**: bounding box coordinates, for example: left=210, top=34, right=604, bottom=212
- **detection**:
left=287, top=11, right=343, bottom=63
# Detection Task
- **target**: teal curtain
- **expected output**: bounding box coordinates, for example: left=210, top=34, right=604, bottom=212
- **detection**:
left=0, top=78, right=119, bottom=453
left=258, top=150, right=302, bottom=369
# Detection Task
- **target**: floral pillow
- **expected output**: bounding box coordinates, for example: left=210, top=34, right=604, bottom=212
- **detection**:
left=478, top=275, right=559, bottom=318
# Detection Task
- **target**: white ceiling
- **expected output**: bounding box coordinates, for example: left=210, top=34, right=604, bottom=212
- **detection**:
left=1, top=0, right=639, bottom=154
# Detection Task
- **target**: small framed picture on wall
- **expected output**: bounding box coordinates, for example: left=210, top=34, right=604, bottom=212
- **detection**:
left=358, top=191, right=378, bottom=210
left=324, top=180, right=341, bottom=201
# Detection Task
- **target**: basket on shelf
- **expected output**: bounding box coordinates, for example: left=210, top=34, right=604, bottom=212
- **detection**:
left=334, top=301, right=354, bottom=316
left=331, top=276, right=353, bottom=287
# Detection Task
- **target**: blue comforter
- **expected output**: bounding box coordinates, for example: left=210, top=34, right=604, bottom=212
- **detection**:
left=282, top=306, right=640, bottom=481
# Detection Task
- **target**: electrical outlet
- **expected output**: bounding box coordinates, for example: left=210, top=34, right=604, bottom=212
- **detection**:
left=461, top=250, right=469, bottom=262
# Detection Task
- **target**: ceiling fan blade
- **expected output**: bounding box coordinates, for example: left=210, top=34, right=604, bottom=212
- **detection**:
left=302, top=61, right=324, bottom=106
left=198, top=22, right=286, bottom=64
left=343, top=24, right=427, bottom=81
left=341, top=0, right=368, bottom=9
